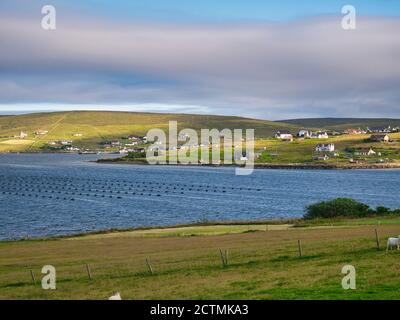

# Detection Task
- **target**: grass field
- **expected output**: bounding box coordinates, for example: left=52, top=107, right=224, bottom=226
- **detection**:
left=1, top=218, right=400, bottom=300
left=0, top=111, right=301, bottom=152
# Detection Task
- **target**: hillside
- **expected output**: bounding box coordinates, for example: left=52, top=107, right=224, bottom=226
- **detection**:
left=278, top=118, right=400, bottom=131
left=0, top=111, right=300, bottom=152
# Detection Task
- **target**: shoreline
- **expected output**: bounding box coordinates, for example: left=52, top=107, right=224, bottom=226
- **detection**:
left=2, top=218, right=300, bottom=242
left=96, top=158, right=400, bottom=170
left=1, top=152, right=400, bottom=170
left=5, top=214, right=400, bottom=242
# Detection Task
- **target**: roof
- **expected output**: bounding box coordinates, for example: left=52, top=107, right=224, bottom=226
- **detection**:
left=275, top=130, right=291, bottom=134
left=316, top=143, right=334, bottom=147
left=370, top=134, right=388, bottom=138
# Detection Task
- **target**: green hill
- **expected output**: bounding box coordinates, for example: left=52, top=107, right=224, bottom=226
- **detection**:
left=0, top=111, right=300, bottom=152
left=278, top=118, right=400, bottom=131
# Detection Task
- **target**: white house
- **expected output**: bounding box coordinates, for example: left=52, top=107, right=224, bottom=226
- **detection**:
left=370, top=134, right=390, bottom=142
left=315, top=143, right=335, bottom=152
left=354, top=148, right=379, bottom=156
left=60, top=140, right=72, bottom=146
left=35, top=130, right=48, bottom=136
left=18, top=131, right=28, bottom=139
left=313, top=154, right=330, bottom=161
left=274, top=130, right=293, bottom=140
left=297, top=130, right=310, bottom=138
left=310, top=131, right=329, bottom=139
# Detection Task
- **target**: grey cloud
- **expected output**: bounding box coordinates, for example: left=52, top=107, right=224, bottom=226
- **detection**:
left=0, top=12, right=399, bottom=119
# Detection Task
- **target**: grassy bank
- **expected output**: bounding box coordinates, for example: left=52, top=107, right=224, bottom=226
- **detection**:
left=1, top=218, right=400, bottom=300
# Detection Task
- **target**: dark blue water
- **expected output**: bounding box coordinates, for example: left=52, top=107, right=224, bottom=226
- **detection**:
left=0, top=154, right=399, bottom=240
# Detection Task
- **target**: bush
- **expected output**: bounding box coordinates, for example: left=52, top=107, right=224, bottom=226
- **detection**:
left=304, top=198, right=371, bottom=219
left=376, top=206, right=391, bottom=216
left=126, top=151, right=145, bottom=159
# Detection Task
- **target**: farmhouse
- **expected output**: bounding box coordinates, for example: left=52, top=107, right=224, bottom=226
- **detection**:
left=315, top=143, right=335, bottom=152
left=313, top=154, right=330, bottom=161
left=297, top=130, right=310, bottom=138
left=310, top=131, right=329, bottom=139
left=274, top=130, right=293, bottom=140
left=18, top=131, right=28, bottom=139
left=354, top=148, right=378, bottom=156
left=370, top=134, right=390, bottom=142
left=35, top=130, right=48, bottom=136
left=344, top=128, right=365, bottom=135
left=367, top=126, right=392, bottom=133
left=60, top=140, right=72, bottom=146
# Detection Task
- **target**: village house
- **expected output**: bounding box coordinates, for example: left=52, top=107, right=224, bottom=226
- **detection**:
left=313, top=154, right=330, bottom=161
left=274, top=130, right=293, bottom=141
left=343, top=128, right=365, bottom=135
left=367, top=126, right=392, bottom=133
left=315, top=143, right=335, bottom=152
left=354, top=147, right=379, bottom=156
left=128, top=135, right=147, bottom=143
left=370, top=134, right=390, bottom=142
left=310, top=131, right=329, bottom=139
left=18, top=131, right=28, bottom=139
left=297, top=130, right=310, bottom=138
left=124, top=141, right=138, bottom=147
left=35, top=130, right=48, bottom=136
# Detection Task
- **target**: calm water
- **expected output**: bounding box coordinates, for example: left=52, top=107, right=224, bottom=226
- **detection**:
left=0, top=154, right=399, bottom=240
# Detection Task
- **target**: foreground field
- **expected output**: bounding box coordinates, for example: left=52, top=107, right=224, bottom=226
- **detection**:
left=1, top=220, right=400, bottom=300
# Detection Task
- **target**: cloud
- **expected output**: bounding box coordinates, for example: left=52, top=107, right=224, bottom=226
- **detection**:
left=0, top=11, right=400, bottom=119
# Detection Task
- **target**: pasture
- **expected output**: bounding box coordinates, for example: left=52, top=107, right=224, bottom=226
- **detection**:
left=1, top=220, right=400, bottom=300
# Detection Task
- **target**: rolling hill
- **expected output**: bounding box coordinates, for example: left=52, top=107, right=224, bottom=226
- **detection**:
left=0, top=111, right=301, bottom=152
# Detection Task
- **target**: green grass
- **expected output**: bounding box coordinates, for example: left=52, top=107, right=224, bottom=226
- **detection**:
left=1, top=220, right=400, bottom=300
left=0, top=111, right=301, bottom=152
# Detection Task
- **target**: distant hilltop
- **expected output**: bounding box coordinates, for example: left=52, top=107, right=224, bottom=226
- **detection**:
left=277, top=118, right=400, bottom=131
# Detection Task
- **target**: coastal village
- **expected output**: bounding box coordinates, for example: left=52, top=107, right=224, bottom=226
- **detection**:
left=7, top=122, right=400, bottom=166
left=271, top=125, right=397, bottom=164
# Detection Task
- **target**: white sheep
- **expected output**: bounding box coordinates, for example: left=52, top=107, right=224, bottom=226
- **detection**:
left=386, top=237, right=400, bottom=251
left=108, top=292, right=122, bottom=300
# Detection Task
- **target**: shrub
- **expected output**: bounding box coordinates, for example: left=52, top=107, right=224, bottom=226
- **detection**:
left=126, top=151, right=145, bottom=159
left=376, top=206, right=391, bottom=216
left=304, top=198, right=371, bottom=219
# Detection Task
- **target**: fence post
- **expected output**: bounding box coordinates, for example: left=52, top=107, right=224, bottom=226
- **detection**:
left=30, top=270, right=36, bottom=285
left=298, top=240, right=303, bottom=257
left=375, top=229, right=380, bottom=250
left=86, top=264, right=93, bottom=280
left=219, top=249, right=228, bottom=267
left=146, top=258, right=154, bottom=275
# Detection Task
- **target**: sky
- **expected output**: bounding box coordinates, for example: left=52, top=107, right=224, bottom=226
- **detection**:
left=0, top=0, right=400, bottom=119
